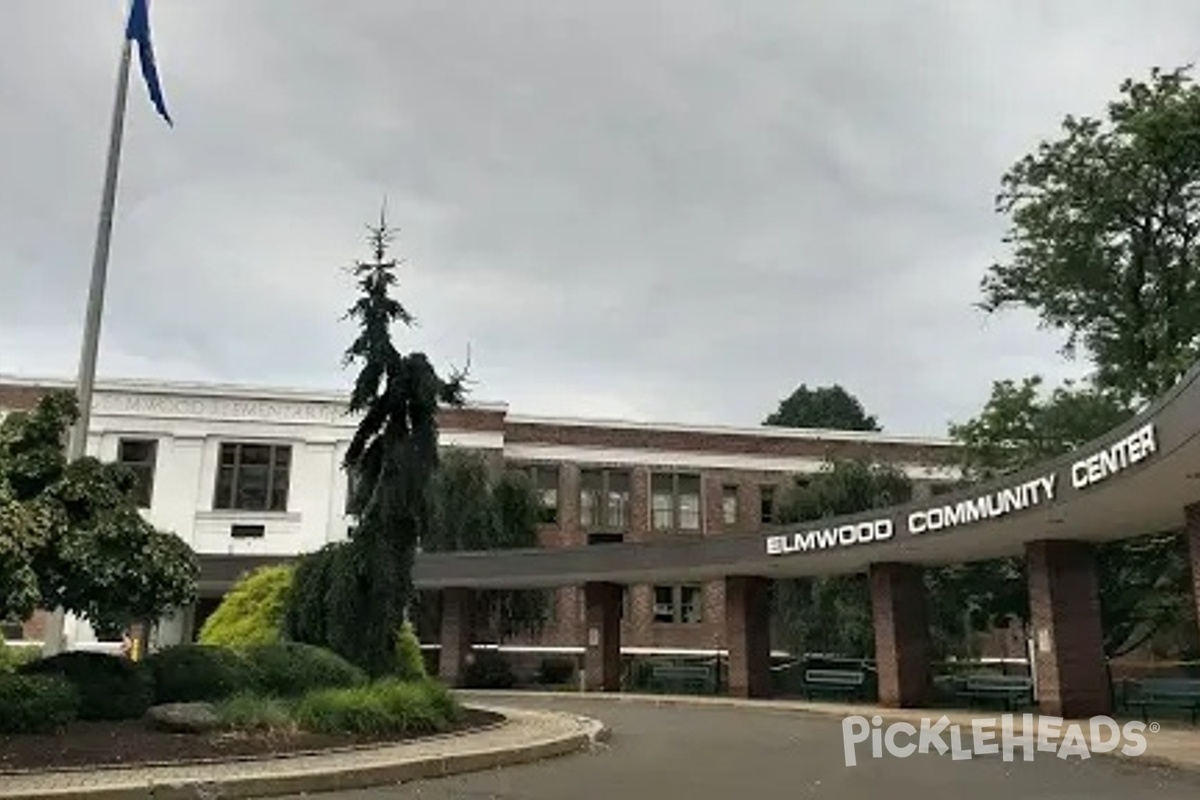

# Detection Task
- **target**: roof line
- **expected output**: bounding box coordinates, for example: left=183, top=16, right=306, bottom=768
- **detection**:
left=0, top=372, right=956, bottom=446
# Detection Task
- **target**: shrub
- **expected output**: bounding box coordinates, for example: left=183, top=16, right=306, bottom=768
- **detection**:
left=393, top=621, right=426, bottom=681
left=18, top=651, right=152, bottom=721
left=462, top=650, right=516, bottom=689
left=0, top=673, right=79, bottom=733
left=216, top=692, right=296, bottom=732
left=246, top=641, right=367, bottom=697
left=537, top=657, right=576, bottom=685
left=294, top=678, right=460, bottom=736
left=199, top=565, right=293, bottom=650
left=145, top=644, right=257, bottom=703
left=0, top=635, right=40, bottom=674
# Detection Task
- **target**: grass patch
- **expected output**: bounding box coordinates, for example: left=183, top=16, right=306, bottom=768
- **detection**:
left=212, top=678, right=463, bottom=738
left=216, top=692, right=297, bottom=733
left=294, top=678, right=462, bottom=736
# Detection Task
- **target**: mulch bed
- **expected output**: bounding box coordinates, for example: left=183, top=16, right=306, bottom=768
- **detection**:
left=0, top=708, right=504, bottom=773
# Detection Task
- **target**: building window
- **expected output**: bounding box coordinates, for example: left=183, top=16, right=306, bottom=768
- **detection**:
left=518, top=464, right=559, bottom=524
left=652, top=584, right=703, bottom=624
left=760, top=485, right=776, bottom=524
left=721, top=485, right=739, bottom=528
left=579, top=469, right=630, bottom=530
left=214, top=442, right=292, bottom=512
left=117, top=438, right=158, bottom=509
left=650, top=473, right=702, bottom=532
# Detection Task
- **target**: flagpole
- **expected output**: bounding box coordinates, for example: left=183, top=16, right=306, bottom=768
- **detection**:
left=43, top=33, right=135, bottom=657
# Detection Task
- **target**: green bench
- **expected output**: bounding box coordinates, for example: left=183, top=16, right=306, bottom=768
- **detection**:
left=1122, top=678, right=1200, bottom=724
left=801, top=668, right=868, bottom=701
left=649, top=664, right=716, bottom=695
left=955, top=674, right=1033, bottom=711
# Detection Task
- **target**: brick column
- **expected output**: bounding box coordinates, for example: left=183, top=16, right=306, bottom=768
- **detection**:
left=1186, top=505, right=1200, bottom=655
left=870, top=562, right=931, bottom=708
left=725, top=576, right=771, bottom=698
left=1026, top=540, right=1111, bottom=718
left=439, top=588, right=472, bottom=686
left=583, top=582, right=622, bottom=691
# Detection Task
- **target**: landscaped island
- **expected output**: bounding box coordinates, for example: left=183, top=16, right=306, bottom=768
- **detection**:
left=0, top=637, right=500, bottom=772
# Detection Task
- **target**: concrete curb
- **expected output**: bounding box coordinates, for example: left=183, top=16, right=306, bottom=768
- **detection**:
left=0, top=706, right=609, bottom=800
left=457, top=690, right=1200, bottom=776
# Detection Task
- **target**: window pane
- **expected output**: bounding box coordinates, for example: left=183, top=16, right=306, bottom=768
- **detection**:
left=239, top=444, right=271, bottom=466
left=678, top=493, right=701, bottom=530
left=677, top=475, right=701, bottom=495
left=760, top=485, right=776, bottom=524
left=651, top=493, right=673, bottom=530
left=607, top=471, right=630, bottom=492
left=118, top=439, right=155, bottom=463
left=219, top=444, right=237, bottom=466
left=215, top=464, right=235, bottom=509
left=270, top=463, right=290, bottom=511
left=606, top=490, right=629, bottom=529
left=650, top=473, right=673, bottom=493
left=236, top=464, right=269, bottom=510
left=680, top=585, right=703, bottom=623
left=580, top=490, right=599, bottom=527
left=652, top=586, right=675, bottom=623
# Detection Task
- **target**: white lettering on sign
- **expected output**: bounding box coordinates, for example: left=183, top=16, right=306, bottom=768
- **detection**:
left=908, top=474, right=1056, bottom=535
left=766, top=519, right=893, bottom=555
left=1070, top=423, right=1157, bottom=490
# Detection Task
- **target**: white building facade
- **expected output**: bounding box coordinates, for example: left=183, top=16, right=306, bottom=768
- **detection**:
left=0, top=374, right=962, bottom=651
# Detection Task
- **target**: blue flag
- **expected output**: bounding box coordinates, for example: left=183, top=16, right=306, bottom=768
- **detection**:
left=125, top=0, right=172, bottom=125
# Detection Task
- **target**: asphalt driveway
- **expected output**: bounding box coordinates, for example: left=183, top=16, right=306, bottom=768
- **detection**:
left=287, top=695, right=1200, bottom=799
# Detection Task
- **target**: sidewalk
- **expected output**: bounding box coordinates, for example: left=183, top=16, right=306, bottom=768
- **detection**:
left=0, top=706, right=607, bottom=800
left=458, top=690, right=1200, bottom=774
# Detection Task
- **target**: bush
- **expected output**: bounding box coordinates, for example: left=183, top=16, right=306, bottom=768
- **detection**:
left=216, top=692, right=296, bottom=732
left=246, top=641, right=367, bottom=697
left=18, top=651, right=152, bottom=721
left=537, top=657, right=576, bottom=685
left=145, top=644, right=257, bottom=704
left=0, top=673, right=79, bottom=733
left=394, top=622, right=426, bottom=681
left=0, top=635, right=40, bottom=673
left=462, top=650, right=516, bottom=689
left=294, top=678, right=461, bottom=736
left=199, top=565, right=294, bottom=649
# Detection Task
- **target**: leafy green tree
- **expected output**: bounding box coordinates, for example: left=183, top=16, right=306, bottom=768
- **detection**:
left=321, top=212, right=466, bottom=675
left=948, top=377, right=1193, bottom=657
left=765, top=384, right=881, bottom=431
left=772, top=460, right=912, bottom=657
left=981, top=66, right=1200, bottom=406
left=198, top=565, right=294, bottom=649
left=420, top=449, right=548, bottom=642
left=0, top=391, right=197, bottom=636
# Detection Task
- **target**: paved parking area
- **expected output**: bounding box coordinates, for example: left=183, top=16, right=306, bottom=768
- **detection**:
left=291, top=695, right=1200, bottom=799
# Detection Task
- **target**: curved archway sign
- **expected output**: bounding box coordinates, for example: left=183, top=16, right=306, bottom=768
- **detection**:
left=413, top=363, right=1200, bottom=590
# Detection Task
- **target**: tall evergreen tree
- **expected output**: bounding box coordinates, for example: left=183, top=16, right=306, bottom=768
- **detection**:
left=331, top=211, right=466, bottom=675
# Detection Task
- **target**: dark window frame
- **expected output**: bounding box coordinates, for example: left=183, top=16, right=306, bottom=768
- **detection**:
left=651, top=584, right=703, bottom=624
left=117, top=438, right=158, bottom=509
left=512, top=463, right=560, bottom=525
left=650, top=472, right=703, bottom=533
left=760, top=484, right=777, bottom=525
left=213, top=442, right=292, bottom=512
left=579, top=468, right=631, bottom=531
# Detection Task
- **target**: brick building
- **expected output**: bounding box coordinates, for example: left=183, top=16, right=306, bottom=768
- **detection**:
left=0, top=374, right=959, bottom=651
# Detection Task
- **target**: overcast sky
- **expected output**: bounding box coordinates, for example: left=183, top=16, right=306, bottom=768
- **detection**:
left=1, top=1, right=1197, bottom=436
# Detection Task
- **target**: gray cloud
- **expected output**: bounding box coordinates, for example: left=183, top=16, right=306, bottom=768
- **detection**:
left=3, top=0, right=1198, bottom=434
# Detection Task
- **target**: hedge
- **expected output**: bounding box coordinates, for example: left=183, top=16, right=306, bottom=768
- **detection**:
left=199, top=565, right=294, bottom=649
left=18, top=651, right=152, bottom=721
